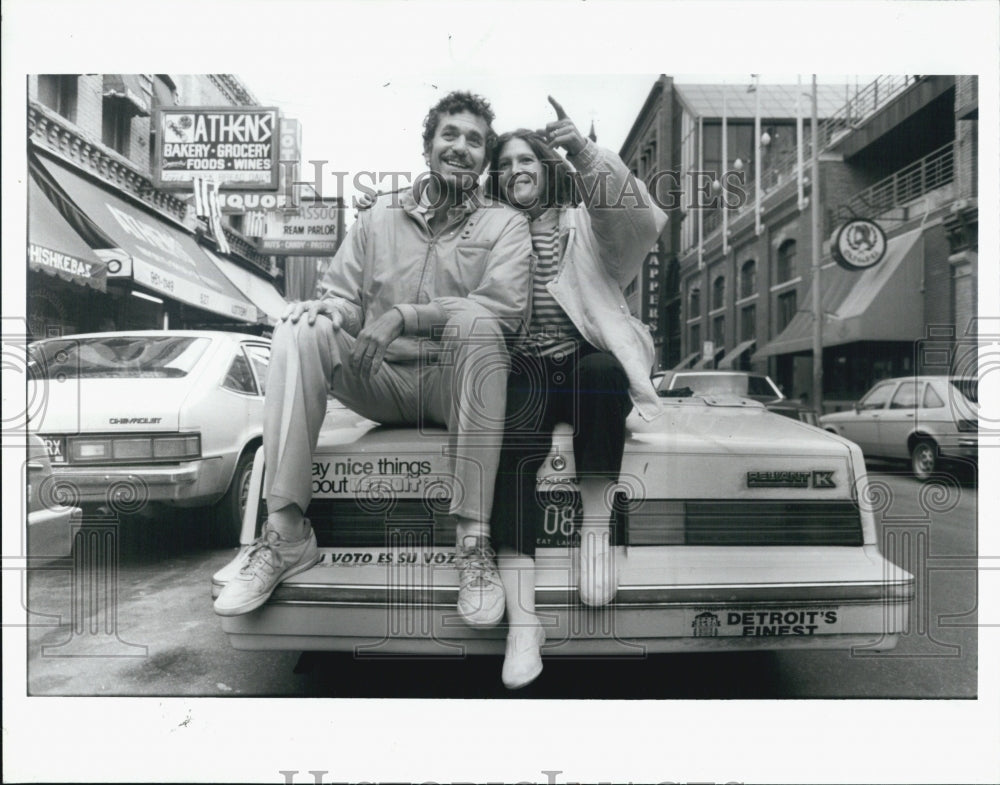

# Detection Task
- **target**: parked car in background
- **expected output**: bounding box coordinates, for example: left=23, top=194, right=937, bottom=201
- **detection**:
left=819, top=375, right=978, bottom=480
left=26, top=331, right=270, bottom=545
left=653, top=370, right=818, bottom=425
left=26, top=433, right=82, bottom=559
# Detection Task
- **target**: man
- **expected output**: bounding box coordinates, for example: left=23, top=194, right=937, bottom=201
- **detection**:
left=214, top=91, right=531, bottom=630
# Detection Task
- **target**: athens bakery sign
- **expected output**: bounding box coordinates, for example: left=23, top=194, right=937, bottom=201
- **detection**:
left=154, top=107, right=280, bottom=190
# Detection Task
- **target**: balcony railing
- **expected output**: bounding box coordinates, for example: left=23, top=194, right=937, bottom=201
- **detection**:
left=835, top=141, right=954, bottom=222
left=748, top=76, right=925, bottom=208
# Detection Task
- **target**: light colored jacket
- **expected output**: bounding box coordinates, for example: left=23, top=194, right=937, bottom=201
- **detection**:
left=318, top=185, right=532, bottom=361
left=549, top=140, right=668, bottom=420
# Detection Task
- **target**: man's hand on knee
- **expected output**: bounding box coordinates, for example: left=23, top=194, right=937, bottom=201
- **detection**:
left=350, top=308, right=404, bottom=378
left=283, top=299, right=344, bottom=329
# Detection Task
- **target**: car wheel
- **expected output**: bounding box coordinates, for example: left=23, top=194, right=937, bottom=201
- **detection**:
left=212, top=449, right=255, bottom=547
left=910, top=439, right=938, bottom=481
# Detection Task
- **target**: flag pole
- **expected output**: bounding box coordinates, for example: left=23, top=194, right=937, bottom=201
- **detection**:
left=797, top=74, right=805, bottom=211
left=810, top=74, right=823, bottom=417
left=698, top=114, right=704, bottom=270
left=754, top=74, right=761, bottom=235
left=722, top=86, right=729, bottom=256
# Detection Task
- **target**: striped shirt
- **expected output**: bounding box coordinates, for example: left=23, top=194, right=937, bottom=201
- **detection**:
left=520, top=208, right=581, bottom=357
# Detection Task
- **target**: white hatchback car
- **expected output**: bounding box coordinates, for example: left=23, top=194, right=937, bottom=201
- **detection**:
left=820, top=375, right=978, bottom=480
left=26, top=331, right=270, bottom=544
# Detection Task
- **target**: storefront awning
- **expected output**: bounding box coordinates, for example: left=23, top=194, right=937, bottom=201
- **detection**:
left=672, top=351, right=700, bottom=370
left=37, top=155, right=259, bottom=324
left=754, top=228, right=924, bottom=359
left=202, top=248, right=288, bottom=325
left=717, top=339, right=756, bottom=369
left=28, top=176, right=108, bottom=291
left=102, top=74, right=151, bottom=117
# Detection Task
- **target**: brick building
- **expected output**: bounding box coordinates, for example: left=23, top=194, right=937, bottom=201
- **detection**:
left=621, top=75, right=977, bottom=411
left=618, top=76, right=847, bottom=369
left=27, top=74, right=296, bottom=338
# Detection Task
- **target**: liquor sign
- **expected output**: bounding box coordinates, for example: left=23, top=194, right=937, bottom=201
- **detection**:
left=257, top=201, right=344, bottom=255
left=220, top=117, right=301, bottom=213
left=218, top=190, right=293, bottom=214
left=832, top=219, right=887, bottom=271
left=154, top=106, right=280, bottom=190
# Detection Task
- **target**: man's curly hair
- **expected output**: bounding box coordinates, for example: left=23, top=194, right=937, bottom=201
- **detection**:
left=421, top=90, right=497, bottom=156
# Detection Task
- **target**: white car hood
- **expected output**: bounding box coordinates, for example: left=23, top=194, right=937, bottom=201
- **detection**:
left=27, top=377, right=191, bottom=433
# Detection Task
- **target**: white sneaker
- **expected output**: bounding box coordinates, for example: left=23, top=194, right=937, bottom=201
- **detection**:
left=213, top=521, right=319, bottom=616
left=455, top=536, right=505, bottom=628
left=579, top=527, right=618, bottom=606
left=502, top=622, right=545, bottom=689
left=212, top=544, right=254, bottom=586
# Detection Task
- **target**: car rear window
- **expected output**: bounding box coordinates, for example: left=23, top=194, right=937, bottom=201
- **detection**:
left=674, top=374, right=748, bottom=396
left=29, top=336, right=211, bottom=379
left=747, top=375, right=779, bottom=397
left=950, top=378, right=978, bottom=403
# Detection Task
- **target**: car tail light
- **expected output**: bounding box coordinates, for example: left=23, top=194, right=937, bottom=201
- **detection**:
left=113, top=438, right=154, bottom=460
left=957, top=418, right=978, bottom=433
left=67, top=434, right=201, bottom=463
left=152, top=435, right=201, bottom=459
left=71, top=438, right=112, bottom=461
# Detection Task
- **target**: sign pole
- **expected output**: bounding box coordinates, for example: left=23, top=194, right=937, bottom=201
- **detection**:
left=811, top=75, right=823, bottom=417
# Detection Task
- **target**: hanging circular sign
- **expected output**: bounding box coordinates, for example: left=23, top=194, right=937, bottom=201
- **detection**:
left=832, top=219, right=887, bottom=271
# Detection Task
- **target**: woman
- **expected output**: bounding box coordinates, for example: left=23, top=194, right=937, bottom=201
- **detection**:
left=486, top=97, right=667, bottom=689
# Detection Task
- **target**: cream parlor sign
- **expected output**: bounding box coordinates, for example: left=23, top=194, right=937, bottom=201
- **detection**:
left=154, top=106, right=280, bottom=190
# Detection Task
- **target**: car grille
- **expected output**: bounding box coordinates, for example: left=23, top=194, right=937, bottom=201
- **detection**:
left=306, top=498, right=864, bottom=548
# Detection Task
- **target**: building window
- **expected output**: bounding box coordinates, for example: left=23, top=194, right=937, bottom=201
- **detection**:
left=690, top=323, right=701, bottom=353
left=689, top=286, right=701, bottom=318
left=712, top=275, right=725, bottom=310
left=740, top=260, right=757, bottom=299
left=776, top=239, right=797, bottom=284
left=777, top=289, right=797, bottom=331
left=713, top=315, right=725, bottom=350
left=37, top=75, right=78, bottom=121
left=102, top=97, right=133, bottom=156
left=741, top=305, right=756, bottom=341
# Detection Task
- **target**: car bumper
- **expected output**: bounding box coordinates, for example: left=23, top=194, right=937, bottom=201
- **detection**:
left=217, top=545, right=913, bottom=655
left=46, top=457, right=225, bottom=508
left=938, top=437, right=978, bottom=461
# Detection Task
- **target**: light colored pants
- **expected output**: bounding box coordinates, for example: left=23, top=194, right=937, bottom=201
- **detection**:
left=263, top=307, right=509, bottom=535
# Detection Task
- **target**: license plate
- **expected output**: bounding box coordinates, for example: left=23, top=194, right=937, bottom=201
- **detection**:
left=43, top=436, right=66, bottom=463
left=535, top=490, right=582, bottom=548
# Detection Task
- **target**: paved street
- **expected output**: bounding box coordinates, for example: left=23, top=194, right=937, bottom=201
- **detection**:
left=24, top=466, right=978, bottom=699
